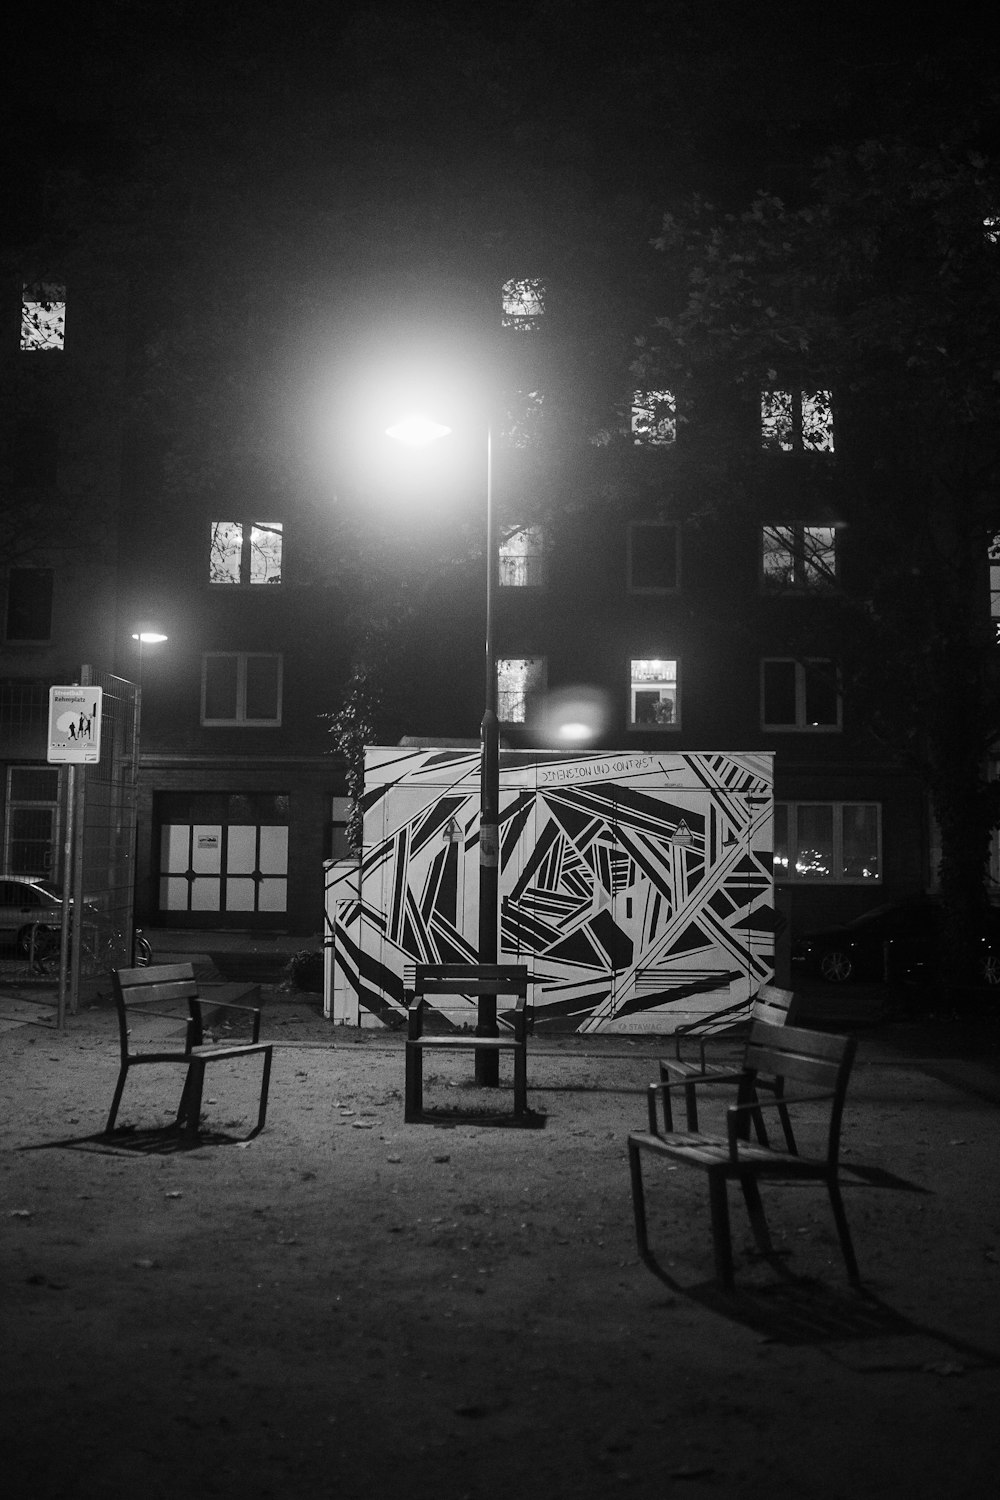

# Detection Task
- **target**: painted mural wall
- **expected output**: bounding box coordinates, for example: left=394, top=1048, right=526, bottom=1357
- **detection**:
left=325, top=746, right=775, bottom=1034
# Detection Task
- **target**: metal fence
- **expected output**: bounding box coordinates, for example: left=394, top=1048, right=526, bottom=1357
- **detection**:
left=0, top=669, right=138, bottom=1004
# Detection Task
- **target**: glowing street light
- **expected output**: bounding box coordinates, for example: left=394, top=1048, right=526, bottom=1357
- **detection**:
left=387, top=412, right=501, bottom=1084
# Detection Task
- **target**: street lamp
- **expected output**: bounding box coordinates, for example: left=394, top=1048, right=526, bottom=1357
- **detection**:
left=387, top=413, right=501, bottom=1084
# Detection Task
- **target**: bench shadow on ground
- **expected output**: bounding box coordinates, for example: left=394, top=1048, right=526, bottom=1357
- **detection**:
left=19, top=1124, right=262, bottom=1156
left=644, top=1255, right=1000, bottom=1371
left=403, top=1107, right=548, bottom=1129
left=638, top=1159, right=1000, bottom=1370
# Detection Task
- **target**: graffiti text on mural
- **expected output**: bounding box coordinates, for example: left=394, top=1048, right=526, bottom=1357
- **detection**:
left=541, top=756, right=653, bottom=784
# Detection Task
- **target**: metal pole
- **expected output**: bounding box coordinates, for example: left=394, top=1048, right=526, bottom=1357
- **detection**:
left=476, top=422, right=500, bottom=1085
left=56, top=763, right=75, bottom=1032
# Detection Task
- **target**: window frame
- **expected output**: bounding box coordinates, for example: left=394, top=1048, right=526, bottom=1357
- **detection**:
left=497, top=655, right=547, bottom=724
left=4, top=567, right=54, bottom=643
left=500, top=277, right=545, bottom=332
left=773, top=801, right=882, bottom=885
left=20, top=281, right=66, bottom=352
left=760, top=658, right=841, bottom=732
left=627, top=522, right=680, bottom=594
left=200, top=652, right=283, bottom=727
left=760, top=388, right=835, bottom=453
left=628, top=657, right=681, bottom=731
left=209, top=520, right=284, bottom=587
left=761, top=523, right=838, bottom=593
left=498, top=526, right=546, bottom=588
left=631, top=389, right=677, bottom=447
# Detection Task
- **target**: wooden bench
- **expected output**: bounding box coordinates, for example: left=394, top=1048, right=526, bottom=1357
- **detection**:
left=659, top=983, right=800, bottom=1150
left=629, top=1020, right=860, bottom=1290
left=403, top=963, right=529, bottom=1122
left=106, top=963, right=273, bottom=1139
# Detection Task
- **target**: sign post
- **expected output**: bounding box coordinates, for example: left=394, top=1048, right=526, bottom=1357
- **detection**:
left=47, top=687, right=103, bottom=1027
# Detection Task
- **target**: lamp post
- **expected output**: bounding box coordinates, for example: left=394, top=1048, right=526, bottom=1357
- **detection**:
left=386, top=415, right=501, bottom=1085
left=130, top=630, right=167, bottom=964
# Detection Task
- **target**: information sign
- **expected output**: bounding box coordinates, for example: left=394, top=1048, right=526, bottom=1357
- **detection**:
left=47, top=686, right=103, bottom=764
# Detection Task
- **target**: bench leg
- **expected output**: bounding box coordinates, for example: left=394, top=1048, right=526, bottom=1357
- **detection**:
left=176, top=1060, right=206, bottom=1137
left=513, top=1042, right=527, bottom=1117
left=683, top=1082, right=699, bottom=1132
left=404, top=1044, right=422, bottom=1122
left=105, top=1066, right=129, bottom=1134
left=627, top=1138, right=651, bottom=1261
left=254, top=1048, right=273, bottom=1136
left=826, top=1177, right=860, bottom=1284
left=707, top=1169, right=734, bottom=1290
left=738, top=1170, right=774, bottom=1257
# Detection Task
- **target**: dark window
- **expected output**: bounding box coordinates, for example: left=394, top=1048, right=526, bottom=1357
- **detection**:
left=628, top=524, right=678, bottom=592
left=5, top=569, right=54, bottom=641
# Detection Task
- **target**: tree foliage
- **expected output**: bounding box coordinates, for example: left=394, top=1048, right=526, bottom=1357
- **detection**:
left=638, top=111, right=1000, bottom=983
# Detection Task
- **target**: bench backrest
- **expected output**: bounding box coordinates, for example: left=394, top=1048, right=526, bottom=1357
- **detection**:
left=752, top=983, right=799, bottom=1028
left=744, top=1020, right=856, bottom=1155
left=411, top=963, right=529, bottom=998
left=110, top=963, right=199, bottom=1056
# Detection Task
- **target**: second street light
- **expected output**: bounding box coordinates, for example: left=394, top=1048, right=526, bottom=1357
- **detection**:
left=386, top=412, right=501, bottom=1086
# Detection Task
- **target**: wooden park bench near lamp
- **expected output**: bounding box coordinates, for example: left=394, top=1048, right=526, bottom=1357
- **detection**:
left=106, top=963, right=273, bottom=1140
left=403, top=963, right=530, bottom=1122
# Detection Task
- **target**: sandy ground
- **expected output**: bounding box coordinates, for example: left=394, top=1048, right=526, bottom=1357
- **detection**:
left=2, top=984, right=1000, bottom=1500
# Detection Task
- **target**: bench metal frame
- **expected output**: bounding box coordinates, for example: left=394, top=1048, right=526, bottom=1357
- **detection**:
left=629, top=1020, right=859, bottom=1289
left=403, top=963, right=529, bottom=1122
left=659, top=983, right=801, bottom=1150
left=107, top=963, right=273, bottom=1139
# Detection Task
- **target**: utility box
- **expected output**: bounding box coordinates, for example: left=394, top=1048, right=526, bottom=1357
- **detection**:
left=324, top=746, right=775, bottom=1033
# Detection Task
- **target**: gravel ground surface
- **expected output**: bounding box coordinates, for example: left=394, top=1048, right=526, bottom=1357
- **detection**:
left=2, top=979, right=1000, bottom=1500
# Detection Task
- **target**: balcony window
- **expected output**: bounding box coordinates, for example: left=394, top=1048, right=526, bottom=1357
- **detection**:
left=21, top=282, right=65, bottom=351
left=629, top=658, right=679, bottom=729
left=631, top=390, right=676, bottom=446
left=4, top=568, right=54, bottom=642
left=628, top=523, right=678, bottom=593
left=499, top=526, right=546, bottom=588
left=774, top=802, right=881, bottom=884
left=497, top=656, right=546, bottom=722
left=762, top=524, right=836, bottom=592
left=501, top=278, right=545, bottom=331
left=761, top=659, right=840, bottom=730
left=201, top=653, right=282, bottom=726
left=761, top=390, right=834, bottom=452
left=210, top=521, right=283, bottom=585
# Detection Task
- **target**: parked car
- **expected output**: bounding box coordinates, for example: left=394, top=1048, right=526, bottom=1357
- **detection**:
left=0, top=876, right=68, bottom=957
left=791, top=896, right=1000, bottom=985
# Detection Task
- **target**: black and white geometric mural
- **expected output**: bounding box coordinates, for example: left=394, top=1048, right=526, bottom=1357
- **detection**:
left=325, top=747, right=775, bottom=1033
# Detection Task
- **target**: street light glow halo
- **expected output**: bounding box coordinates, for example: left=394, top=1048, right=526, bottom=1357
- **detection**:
left=385, top=414, right=453, bottom=447
left=132, top=632, right=169, bottom=643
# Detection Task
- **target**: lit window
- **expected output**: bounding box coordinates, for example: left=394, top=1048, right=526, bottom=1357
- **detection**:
left=4, top=568, right=54, bottom=642
left=761, top=390, right=834, bottom=452
left=20, top=282, right=65, bottom=351
left=501, top=278, right=545, bottom=331
left=201, top=653, right=282, bottom=725
left=774, top=802, right=881, bottom=884
left=210, top=521, right=282, bottom=585
left=499, top=527, right=546, bottom=587
left=762, top=524, right=836, bottom=592
left=497, top=657, right=546, bottom=722
left=990, top=533, right=1000, bottom=643
left=629, top=659, right=679, bottom=729
left=631, top=390, right=676, bottom=446
left=628, top=523, right=678, bottom=592
left=761, top=659, right=840, bottom=730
